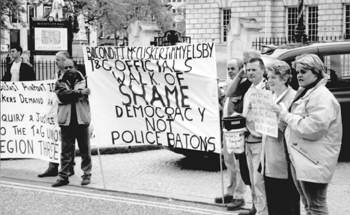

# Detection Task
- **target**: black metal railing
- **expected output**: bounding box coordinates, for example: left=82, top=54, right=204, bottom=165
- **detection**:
left=0, top=58, right=84, bottom=81
left=252, top=35, right=348, bottom=51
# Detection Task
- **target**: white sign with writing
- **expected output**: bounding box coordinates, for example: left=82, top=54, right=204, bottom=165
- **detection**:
left=250, top=89, right=278, bottom=138
left=83, top=43, right=221, bottom=153
left=35, top=27, right=68, bottom=51
left=0, top=81, right=60, bottom=163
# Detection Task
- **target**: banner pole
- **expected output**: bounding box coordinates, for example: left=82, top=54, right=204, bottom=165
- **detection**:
left=219, top=144, right=225, bottom=204
left=96, top=147, right=106, bottom=189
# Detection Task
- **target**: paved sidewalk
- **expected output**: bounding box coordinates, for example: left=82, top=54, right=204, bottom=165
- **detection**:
left=1, top=148, right=350, bottom=215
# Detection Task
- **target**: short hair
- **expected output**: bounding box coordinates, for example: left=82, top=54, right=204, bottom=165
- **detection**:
left=55, top=51, right=71, bottom=59
left=247, top=57, right=265, bottom=70
left=11, top=45, right=23, bottom=55
left=227, top=58, right=244, bottom=70
left=243, top=50, right=261, bottom=64
left=293, top=54, right=327, bottom=79
left=266, top=59, right=292, bottom=85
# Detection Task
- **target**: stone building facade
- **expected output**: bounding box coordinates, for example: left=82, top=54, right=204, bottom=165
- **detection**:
left=185, top=0, right=350, bottom=44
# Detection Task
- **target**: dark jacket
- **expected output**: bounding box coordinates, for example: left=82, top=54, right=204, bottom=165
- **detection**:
left=2, top=60, right=35, bottom=81
left=55, top=69, right=91, bottom=126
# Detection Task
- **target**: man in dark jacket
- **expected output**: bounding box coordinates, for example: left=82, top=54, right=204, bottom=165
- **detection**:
left=52, top=59, right=92, bottom=187
left=2, top=45, right=35, bottom=81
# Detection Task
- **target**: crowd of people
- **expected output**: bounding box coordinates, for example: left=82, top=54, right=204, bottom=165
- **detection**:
left=3, top=46, right=92, bottom=187
left=218, top=51, right=342, bottom=215
left=2, top=45, right=343, bottom=215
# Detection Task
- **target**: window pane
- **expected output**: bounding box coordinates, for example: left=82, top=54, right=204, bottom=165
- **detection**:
left=324, top=54, right=350, bottom=89
left=308, top=6, right=318, bottom=42
left=287, top=7, right=298, bottom=42
left=345, top=5, right=350, bottom=39
left=222, top=8, right=231, bottom=42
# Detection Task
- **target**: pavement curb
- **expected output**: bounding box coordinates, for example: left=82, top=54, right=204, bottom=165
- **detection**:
left=77, top=144, right=163, bottom=156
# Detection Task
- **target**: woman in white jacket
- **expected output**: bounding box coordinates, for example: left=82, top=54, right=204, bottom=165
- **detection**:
left=272, top=54, right=342, bottom=215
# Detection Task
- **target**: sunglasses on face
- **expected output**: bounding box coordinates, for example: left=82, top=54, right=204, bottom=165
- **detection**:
left=64, top=66, right=74, bottom=70
left=227, top=67, right=236, bottom=70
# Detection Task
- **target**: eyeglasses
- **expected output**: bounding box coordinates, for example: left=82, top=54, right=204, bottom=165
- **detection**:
left=227, top=67, right=236, bottom=70
left=64, top=66, right=73, bottom=70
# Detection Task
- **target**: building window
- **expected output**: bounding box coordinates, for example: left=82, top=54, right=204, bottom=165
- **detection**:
left=27, top=5, right=37, bottom=22
left=43, top=5, right=51, bottom=18
left=308, top=6, right=318, bottom=41
left=222, top=8, right=231, bottom=42
left=287, top=7, right=298, bottom=42
left=11, top=11, right=19, bottom=23
left=345, top=4, right=350, bottom=39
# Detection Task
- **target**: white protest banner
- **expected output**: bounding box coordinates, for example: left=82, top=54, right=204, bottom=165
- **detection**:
left=249, top=89, right=278, bottom=138
left=0, top=80, right=60, bottom=163
left=83, top=43, right=221, bottom=153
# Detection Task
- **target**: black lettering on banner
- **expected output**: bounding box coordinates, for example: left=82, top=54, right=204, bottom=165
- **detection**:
left=39, top=140, right=59, bottom=160
left=0, top=139, right=34, bottom=154
left=1, top=113, right=25, bottom=122
left=1, top=94, right=16, bottom=103
left=102, top=59, right=112, bottom=71
left=198, top=107, right=206, bottom=122
left=184, top=58, right=192, bottom=73
left=164, top=73, right=175, bottom=85
left=110, top=130, right=162, bottom=145
left=145, top=117, right=171, bottom=132
left=0, top=127, right=6, bottom=135
left=12, top=125, right=26, bottom=135
left=166, top=133, right=216, bottom=152
left=30, top=125, right=45, bottom=138
left=150, top=86, right=165, bottom=107
left=176, top=72, right=190, bottom=107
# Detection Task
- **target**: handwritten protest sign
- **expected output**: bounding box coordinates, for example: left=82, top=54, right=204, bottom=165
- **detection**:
left=0, top=80, right=60, bottom=163
left=83, top=43, right=221, bottom=153
left=249, top=89, right=278, bottom=138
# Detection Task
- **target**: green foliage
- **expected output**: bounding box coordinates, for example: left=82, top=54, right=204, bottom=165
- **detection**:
left=0, top=0, right=25, bottom=29
left=74, top=0, right=175, bottom=33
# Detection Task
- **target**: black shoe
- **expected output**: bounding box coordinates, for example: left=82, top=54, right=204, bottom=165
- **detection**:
left=81, top=176, right=91, bottom=186
left=226, top=198, right=245, bottom=211
left=38, top=169, right=58, bottom=178
left=214, top=194, right=233, bottom=204
left=52, top=179, right=69, bottom=187
left=238, top=207, right=256, bottom=215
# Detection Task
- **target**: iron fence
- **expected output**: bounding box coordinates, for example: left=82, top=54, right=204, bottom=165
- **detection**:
left=252, top=35, right=347, bottom=51
left=0, top=58, right=85, bottom=81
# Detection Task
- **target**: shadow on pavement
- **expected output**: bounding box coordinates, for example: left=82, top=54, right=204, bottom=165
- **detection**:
left=172, top=156, right=223, bottom=172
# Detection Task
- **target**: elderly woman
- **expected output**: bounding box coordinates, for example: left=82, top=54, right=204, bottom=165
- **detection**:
left=273, top=54, right=342, bottom=215
left=263, top=60, right=299, bottom=215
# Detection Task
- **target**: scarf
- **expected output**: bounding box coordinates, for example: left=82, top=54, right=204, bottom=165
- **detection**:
left=288, top=77, right=322, bottom=111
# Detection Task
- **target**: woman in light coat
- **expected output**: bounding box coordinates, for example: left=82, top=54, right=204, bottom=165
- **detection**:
left=273, top=54, right=342, bottom=215
left=262, top=60, right=300, bottom=215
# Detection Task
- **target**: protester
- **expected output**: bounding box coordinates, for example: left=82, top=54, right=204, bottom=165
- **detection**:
left=38, top=51, right=76, bottom=178
left=272, top=54, right=342, bottom=215
left=263, top=60, right=300, bottom=215
left=226, top=55, right=268, bottom=215
left=2, top=45, right=35, bottom=81
left=214, top=58, right=246, bottom=211
left=52, top=59, right=92, bottom=187
left=241, top=57, right=268, bottom=215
